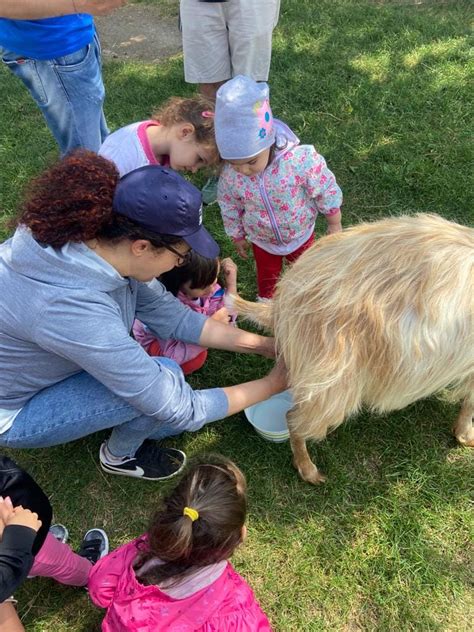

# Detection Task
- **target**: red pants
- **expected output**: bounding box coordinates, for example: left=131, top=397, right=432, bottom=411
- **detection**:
left=252, top=233, right=315, bottom=298
left=148, top=340, right=208, bottom=375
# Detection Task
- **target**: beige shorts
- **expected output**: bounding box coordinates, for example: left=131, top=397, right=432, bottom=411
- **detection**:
left=180, top=0, right=280, bottom=84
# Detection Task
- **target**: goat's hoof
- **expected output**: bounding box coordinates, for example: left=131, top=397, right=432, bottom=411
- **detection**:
left=296, top=464, right=326, bottom=485
left=455, top=434, right=474, bottom=447
left=453, top=425, right=474, bottom=447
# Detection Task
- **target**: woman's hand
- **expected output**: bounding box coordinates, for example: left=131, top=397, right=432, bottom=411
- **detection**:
left=265, top=357, right=288, bottom=394
left=222, top=357, right=288, bottom=416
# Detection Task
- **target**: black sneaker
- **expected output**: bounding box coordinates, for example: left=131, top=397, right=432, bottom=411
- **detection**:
left=77, top=528, right=109, bottom=565
left=99, top=440, right=186, bottom=481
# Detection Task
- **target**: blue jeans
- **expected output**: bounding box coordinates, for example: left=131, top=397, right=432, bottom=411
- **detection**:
left=1, top=34, right=108, bottom=155
left=0, top=359, right=203, bottom=459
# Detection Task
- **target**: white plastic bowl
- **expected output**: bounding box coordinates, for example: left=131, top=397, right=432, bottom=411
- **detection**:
left=244, top=390, right=293, bottom=442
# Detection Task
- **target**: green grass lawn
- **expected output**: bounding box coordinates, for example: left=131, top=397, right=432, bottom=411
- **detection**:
left=1, top=1, right=473, bottom=630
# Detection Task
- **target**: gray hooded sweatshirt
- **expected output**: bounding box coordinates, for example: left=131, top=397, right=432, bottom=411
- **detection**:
left=0, top=228, right=228, bottom=428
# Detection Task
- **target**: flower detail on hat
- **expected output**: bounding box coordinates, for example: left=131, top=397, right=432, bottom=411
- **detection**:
left=254, top=99, right=273, bottom=141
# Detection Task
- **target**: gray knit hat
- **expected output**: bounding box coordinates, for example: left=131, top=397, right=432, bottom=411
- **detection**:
left=215, top=75, right=276, bottom=160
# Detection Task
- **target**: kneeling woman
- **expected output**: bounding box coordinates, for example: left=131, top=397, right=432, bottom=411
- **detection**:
left=0, top=152, right=284, bottom=481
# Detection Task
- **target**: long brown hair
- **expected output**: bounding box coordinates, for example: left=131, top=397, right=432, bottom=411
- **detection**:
left=14, top=150, right=184, bottom=250
left=134, top=456, right=247, bottom=586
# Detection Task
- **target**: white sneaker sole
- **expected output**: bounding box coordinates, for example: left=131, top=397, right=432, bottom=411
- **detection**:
left=99, top=450, right=187, bottom=481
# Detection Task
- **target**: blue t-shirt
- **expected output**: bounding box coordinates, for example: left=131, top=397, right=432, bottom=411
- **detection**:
left=0, top=14, right=94, bottom=60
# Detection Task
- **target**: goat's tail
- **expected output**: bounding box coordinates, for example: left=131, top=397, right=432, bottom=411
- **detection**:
left=226, top=294, right=274, bottom=331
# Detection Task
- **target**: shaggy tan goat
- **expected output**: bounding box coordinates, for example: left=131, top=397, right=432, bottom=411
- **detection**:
left=232, top=214, right=474, bottom=484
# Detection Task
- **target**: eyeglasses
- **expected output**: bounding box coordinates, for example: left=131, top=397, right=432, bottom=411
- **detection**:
left=164, top=245, right=192, bottom=267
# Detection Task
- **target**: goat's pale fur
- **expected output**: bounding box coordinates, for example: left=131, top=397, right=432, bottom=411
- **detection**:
left=232, top=214, right=474, bottom=483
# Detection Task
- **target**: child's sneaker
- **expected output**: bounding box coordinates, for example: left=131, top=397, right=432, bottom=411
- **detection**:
left=77, top=529, right=109, bottom=565
left=49, top=523, right=69, bottom=544
left=99, top=440, right=186, bottom=481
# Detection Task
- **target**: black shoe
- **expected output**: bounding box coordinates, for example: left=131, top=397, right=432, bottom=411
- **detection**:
left=99, top=440, right=186, bottom=481
left=77, top=529, right=109, bottom=565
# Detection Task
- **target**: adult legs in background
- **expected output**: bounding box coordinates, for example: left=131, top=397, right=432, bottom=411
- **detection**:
left=1, top=34, right=108, bottom=155
left=180, top=0, right=280, bottom=202
left=180, top=0, right=231, bottom=98
left=227, top=0, right=281, bottom=81
left=180, top=0, right=281, bottom=97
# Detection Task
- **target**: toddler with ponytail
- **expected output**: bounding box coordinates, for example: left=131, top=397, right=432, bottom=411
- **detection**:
left=88, top=456, right=272, bottom=631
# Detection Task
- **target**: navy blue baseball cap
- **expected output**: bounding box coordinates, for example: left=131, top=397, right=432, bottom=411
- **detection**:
left=113, top=165, right=220, bottom=258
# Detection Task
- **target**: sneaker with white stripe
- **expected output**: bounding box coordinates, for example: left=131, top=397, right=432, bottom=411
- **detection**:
left=99, top=440, right=186, bottom=481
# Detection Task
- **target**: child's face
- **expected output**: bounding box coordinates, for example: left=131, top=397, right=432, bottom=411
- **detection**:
left=228, top=148, right=271, bottom=177
left=168, top=124, right=215, bottom=173
left=182, top=276, right=218, bottom=299
left=182, top=261, right=220, bottom=299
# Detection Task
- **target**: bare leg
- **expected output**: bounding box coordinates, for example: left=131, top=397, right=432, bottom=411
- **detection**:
left=0, top=603, right=24, bottom=632
left=453, top=392, right=474, bottom=446
left=199, top=81, right=226, bottom=101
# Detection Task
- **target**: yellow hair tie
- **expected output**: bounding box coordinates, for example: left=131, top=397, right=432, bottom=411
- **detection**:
left=183, top=506, right=199, bottom=522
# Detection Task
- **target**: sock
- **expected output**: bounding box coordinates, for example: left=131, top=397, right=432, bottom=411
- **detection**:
left=101, top=441, right=131, bottom=465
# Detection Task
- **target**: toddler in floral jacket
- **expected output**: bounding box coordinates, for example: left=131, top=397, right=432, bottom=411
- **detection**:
left=215, top=75, right=343, bottom=298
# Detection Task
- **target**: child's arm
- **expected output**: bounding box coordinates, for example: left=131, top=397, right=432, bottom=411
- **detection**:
left=221, top=258, right=238, bottom=295
left=0, top=502, right=41, bottom=603
left=88, top=538, right=142, bottom=608
left=302, top=146, right=343, bottom=233
left=217, top=173, right=250, bottom=259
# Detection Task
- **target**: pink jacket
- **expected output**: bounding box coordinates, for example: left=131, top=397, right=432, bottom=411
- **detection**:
left=217, top=120, right=342, bottom=251
left=88, top=536, right=272, bottom=632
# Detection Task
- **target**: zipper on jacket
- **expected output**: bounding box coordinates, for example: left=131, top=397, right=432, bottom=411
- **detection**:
left=258, top=172, right=284, bottom=245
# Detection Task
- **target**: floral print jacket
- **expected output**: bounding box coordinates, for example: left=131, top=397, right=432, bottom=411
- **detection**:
left=217, top=120, right=342, bottom=249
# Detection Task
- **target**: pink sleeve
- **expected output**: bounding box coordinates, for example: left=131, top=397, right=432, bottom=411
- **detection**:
left=88, top=538, right=143, bottom=608
left=217, top=169, right=247, bottom=242
left=301, top=146, right=343, bottom=215
left=206, top=290, right=225, bottom=317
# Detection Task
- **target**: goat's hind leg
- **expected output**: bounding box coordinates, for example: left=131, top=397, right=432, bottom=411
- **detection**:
left=287, top=401, right=339, bottom=485
left=289, top=432, right=326, bottom=484
left=453, top=384, right=474, bottom=447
